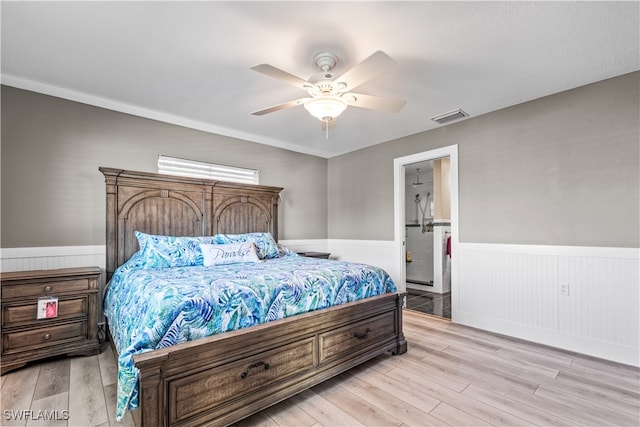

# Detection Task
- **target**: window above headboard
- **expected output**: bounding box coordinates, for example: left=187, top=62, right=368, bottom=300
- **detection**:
left=158, top=155, right=260, bottom=185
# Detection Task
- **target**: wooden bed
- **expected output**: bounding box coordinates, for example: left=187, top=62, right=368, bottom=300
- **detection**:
left=100, top=167, right=407, bottom=427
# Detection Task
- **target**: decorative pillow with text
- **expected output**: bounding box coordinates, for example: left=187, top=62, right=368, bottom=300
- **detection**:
left=200, top=242, right=261, bottom=267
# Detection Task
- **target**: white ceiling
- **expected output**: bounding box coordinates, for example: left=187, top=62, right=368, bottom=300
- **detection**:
left=2, top=1, right=638, bottom=158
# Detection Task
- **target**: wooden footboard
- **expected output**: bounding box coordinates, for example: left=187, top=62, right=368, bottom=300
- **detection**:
left=130, top=292, right=406, bottom=427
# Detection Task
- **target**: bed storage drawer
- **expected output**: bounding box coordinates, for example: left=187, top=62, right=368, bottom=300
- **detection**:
left=168, top=337, right=316, bottom=424
left=319, top=311, right=397, bottom=363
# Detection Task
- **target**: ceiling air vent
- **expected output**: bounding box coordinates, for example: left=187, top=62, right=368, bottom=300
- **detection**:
left=430, top=108, right=469, bottom=125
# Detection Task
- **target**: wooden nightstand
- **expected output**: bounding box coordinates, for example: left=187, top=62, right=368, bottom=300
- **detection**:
left=297, top=251, right=331, bottom=259
left=1, top=266, right=102, bottom=374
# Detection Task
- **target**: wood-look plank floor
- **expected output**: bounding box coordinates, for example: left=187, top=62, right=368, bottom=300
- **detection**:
left=2, top=310, right=638, bottom=426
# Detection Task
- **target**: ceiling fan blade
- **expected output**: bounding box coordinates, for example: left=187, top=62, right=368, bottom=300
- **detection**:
left=250, top=64, right=311, bottom=90
left=334, top=51, right=397, bottom=91
left=345, top=93, right=406, bottom=112
left=251, top=98, right=309, bottom=116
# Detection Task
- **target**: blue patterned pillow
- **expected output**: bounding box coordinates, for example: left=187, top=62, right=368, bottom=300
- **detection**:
left=277, top=243, right=299, bottom=257
left=135, top=231, right=216, bottom=268
left=213, top=232, right=279, bottom=259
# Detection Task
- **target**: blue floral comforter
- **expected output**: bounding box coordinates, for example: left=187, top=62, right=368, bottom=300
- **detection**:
left=104, top=252, right=396, bottom=420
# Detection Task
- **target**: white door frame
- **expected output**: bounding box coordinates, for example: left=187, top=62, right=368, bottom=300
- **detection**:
left=393, top=144, right=459, bottom=321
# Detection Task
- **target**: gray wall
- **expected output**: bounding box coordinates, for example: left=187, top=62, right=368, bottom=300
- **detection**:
left=328, top=72, right=639, bottom=248
left=3, top=72, right=638, bottom=249
left=1, top=86, right=328, bottom=247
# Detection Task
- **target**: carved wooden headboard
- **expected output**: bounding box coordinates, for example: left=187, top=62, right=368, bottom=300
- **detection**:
left=100, top=167, right=283, bottom=279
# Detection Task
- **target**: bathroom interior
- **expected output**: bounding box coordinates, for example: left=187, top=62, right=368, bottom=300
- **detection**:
left=405, top=158, right=452, bottom=319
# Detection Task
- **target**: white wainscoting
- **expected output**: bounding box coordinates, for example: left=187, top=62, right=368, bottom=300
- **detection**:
left=457, top=243, right=639, bottom=367
left=0, top=246, right=106, bottom=272
left=327, top=239, right=401, bottom=290
left=278, top=239, right=330, bottom=255
left=280, top=239, right=402, bottom=291
left=2, top=242, right=637, bottom=366
left=1, top=246, right=108, bottom=318
left=286, top=240, right=639, bottom=366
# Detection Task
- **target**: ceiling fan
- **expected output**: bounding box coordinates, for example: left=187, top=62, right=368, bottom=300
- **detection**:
left=250, top=50, right=406, bottom=134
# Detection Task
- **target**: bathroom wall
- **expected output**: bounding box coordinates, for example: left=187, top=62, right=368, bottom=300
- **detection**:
left=432, top=157, right=452, bottom=293
left=433, top=158, right=451, bottom=220
left=405, top=161, right=452, bottom=293
left=405, top=167, right=434, bottom=286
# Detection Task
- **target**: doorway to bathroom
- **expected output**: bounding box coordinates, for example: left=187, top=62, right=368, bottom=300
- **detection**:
left=393, top=145, right=458, bottom=320
left=405, top=159, right=451, bottom=318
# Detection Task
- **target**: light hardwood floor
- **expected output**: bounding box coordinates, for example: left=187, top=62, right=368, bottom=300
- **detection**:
left=2, top=310, right=639, bottom=426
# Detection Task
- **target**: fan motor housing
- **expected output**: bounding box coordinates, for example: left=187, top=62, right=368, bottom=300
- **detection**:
left=313, top=52, right=338, bottom=72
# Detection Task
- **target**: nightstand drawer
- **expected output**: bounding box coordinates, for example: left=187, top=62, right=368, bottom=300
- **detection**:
left=2, top=321, right=87, bottom=354
left=1, top=278, right=91, bottom=299
left=2, top=297, right=88, bottom=327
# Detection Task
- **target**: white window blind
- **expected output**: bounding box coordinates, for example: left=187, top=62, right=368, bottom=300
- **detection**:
left=158, top=155, right=260, bottom=185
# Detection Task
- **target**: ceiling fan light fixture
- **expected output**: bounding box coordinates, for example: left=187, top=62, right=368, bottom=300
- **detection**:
left=250, top=50, right=405, bottom=132
left=304, top=96, right=348, bottom=121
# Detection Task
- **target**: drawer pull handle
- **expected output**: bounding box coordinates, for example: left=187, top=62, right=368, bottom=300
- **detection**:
left=354, top=328, right=371, bottom=339
left=43, top=333, right=52, bottom=340
left=43, top=286, right=52, bottom=293
left=240, top=361, right=269, bottom=379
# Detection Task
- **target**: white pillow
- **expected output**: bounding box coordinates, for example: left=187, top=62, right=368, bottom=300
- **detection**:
left=200, top=242, right=260, bottom=267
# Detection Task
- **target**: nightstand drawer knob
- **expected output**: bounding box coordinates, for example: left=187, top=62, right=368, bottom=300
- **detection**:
left=43, top=333, right=52, bottom=340
left=43, top=286, right=52, bottom=293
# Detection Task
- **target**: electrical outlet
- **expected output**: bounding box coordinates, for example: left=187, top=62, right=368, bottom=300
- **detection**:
left=559, top=282, right=570, bottom=296
left=97, top=322, right=106, bottom=343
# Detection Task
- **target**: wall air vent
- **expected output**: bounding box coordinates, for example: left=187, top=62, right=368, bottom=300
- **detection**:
left=430, top=108, right=469, bottom=125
